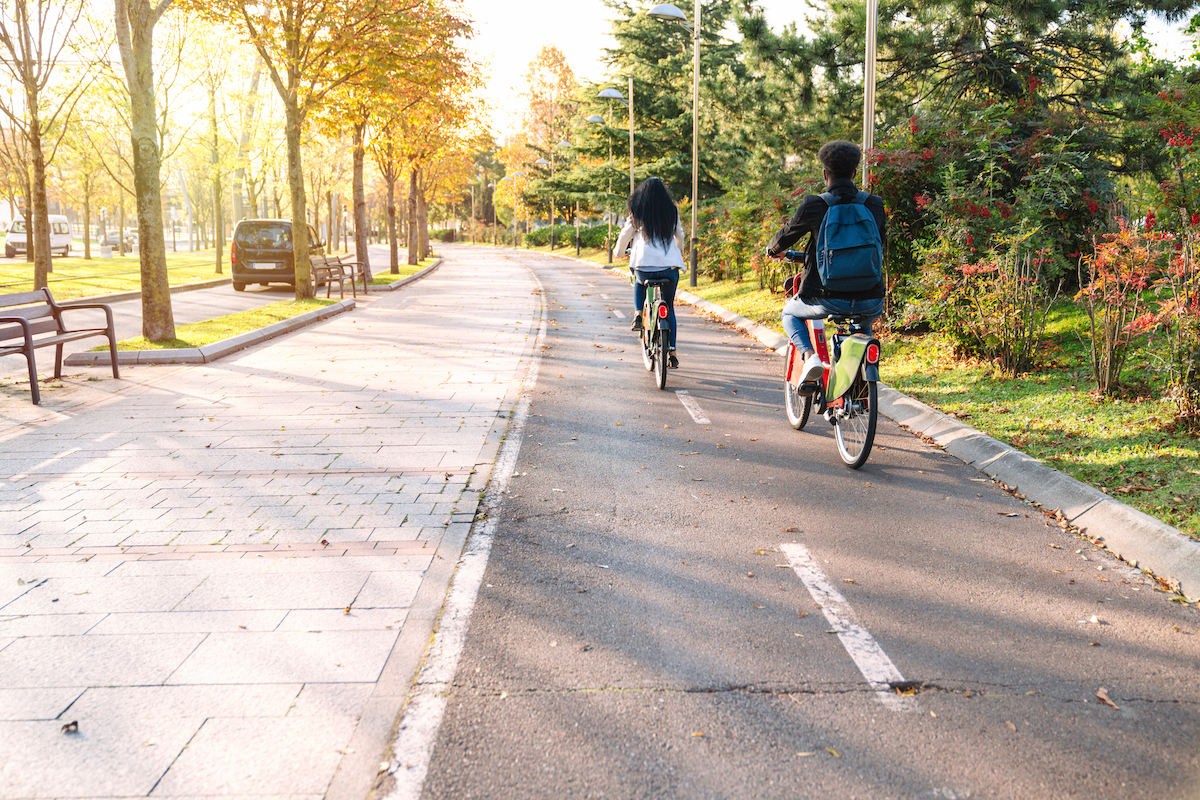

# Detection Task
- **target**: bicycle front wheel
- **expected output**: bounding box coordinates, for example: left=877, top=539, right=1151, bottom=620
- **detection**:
left=784, top=380, right=812, bottom=430
left=834, top=378, right=878, bottom=469
left=654, top=327, right=669, bottom=389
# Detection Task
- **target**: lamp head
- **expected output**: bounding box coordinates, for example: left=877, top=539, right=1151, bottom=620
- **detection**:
left=585, top=115, right=605, bottom=124
left=648, top=3, right=687, bottom=23
left=598, top=88, right=627, bottom=103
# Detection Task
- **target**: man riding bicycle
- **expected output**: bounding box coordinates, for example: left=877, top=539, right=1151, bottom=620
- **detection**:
left=766, top=140, right=887, bottom=384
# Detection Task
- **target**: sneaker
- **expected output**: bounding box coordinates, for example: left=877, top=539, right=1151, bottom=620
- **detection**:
left=799, top=351, right=823, bottom=383
left=631, top=316, right=643, bottom=331
left=668, top=351, right=679, bottom=369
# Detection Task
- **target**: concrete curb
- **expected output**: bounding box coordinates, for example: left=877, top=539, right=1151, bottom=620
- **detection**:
left=63, top=299, right=356, bottom=366
left=567, top=258, right=1200, bottom=598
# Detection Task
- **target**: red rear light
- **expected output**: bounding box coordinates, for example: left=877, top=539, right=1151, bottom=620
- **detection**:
left=229, top=244, right=237, bottom=267
left=658, top=304, right=668, bottom=319
left=866, top=343, right=880, bottom=364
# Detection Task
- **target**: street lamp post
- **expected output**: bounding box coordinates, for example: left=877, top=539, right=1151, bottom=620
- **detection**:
left=599, top=87, right=634, bottom=196
left=863, top=0, right=879, bottom=187
left=648, top=2, right=700, bottom=287
left=587, top=113, right=615, bottom=263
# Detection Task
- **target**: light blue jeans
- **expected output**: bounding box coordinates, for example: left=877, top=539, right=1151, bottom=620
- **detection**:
left=782, top=295, right=884, bottom=352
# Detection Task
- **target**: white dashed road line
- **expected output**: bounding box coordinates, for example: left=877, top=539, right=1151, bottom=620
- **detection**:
left=675, top=390, right=711, bottom=424
left=781, top=542, right=917, bottom=712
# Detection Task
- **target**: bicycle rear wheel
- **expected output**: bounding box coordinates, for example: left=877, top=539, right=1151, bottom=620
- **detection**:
left=654, top=327, right=669, bottom=389
left=834, top=377, right=878, bottom=469
left=784, top=380, right=812, bottom=430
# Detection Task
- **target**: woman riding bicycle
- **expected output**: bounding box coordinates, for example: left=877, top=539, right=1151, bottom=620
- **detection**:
left=614, top=176, right=686, bottom=369
left=767, top=140, right=887, bottom=384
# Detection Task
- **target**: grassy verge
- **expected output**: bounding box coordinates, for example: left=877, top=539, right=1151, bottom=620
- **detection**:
left=682, top=275, right=1200, bottom=539
left=110, top=299, right=337, bottom=350
left=1, top=251, right=224, bottom=301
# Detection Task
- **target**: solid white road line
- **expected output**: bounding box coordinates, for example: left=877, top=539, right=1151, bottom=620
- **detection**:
left=380, top=270, right=549, bottom=800
left=781, top=542, right=917, bottom=712
left=612, top=309, right=626, bottom=319
left=675, top=390, right=711, bottom=424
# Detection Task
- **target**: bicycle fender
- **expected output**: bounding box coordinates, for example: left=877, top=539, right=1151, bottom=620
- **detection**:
left=826, top=334, right=872, bottom=398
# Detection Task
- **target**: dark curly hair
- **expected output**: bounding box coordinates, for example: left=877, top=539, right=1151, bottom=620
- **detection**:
left=818, top=140, right=861, bottom=180
left=626, top=177, right=679, bottom=250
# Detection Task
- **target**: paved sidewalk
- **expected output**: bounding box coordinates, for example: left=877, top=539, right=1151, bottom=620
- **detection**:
left=0, top=249, right=542, bottom=799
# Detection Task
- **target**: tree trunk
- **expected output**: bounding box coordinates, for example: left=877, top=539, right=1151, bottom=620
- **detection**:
left=283, top=95, right=311, bottom=299
left=211, top=88, right=223, bottom=274
left=407, top=166, right=418, bottom=266
left=83, top=182, right=92, bottom=260
left=418, top=188, right=429, bottom=260
left=386, top=170, right=398, bottom=274
left=352, top=122, right=370, bottom=280
left=28, top=111, right=51, bottom=287
left=116, top=0, right=175, bottom=342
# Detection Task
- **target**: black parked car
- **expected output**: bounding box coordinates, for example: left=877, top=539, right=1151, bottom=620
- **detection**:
left=230, top=219, right=323, bottom=291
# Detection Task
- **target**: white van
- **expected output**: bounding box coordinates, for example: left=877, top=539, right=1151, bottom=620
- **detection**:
left=4, top=214, right=72, bottom=258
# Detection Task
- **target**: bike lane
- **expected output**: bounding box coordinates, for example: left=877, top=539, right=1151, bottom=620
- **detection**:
left=397, top=249, right=1200, bottom=799
left=0, top=247, right=542, bottom=800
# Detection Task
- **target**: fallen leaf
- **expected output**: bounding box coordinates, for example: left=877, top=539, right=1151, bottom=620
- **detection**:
left=1095, top=687, right=1120, bottom=710
left=61, top=721, right=78, bottom=733
left=692, top=731, right=705, bottom=738
left=335, top=748, right=355, bottom=754
left=825, top=747, right=841, bottom=758
left=796, top=751, right=817, bottom=757
left=1006, top=720, right=1017, bottom=732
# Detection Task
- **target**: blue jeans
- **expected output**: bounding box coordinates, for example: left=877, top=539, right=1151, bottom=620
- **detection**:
left=782, top=295, right=884, bottom=352
left=634, top=267, right=680, bottom=349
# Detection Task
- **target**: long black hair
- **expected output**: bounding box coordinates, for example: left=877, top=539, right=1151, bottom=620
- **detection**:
left=626, top=177, right=679, bottom=250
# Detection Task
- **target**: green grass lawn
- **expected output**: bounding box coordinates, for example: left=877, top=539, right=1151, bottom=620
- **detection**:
left=682, top=275, right=1200, bottom=539
left=1, top=250, right=225, bottom=301
left=112, top=299, right=338, bottom=349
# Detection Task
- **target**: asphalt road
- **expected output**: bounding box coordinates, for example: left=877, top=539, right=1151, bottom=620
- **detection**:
left=416, top=249, right=1200, bottom=799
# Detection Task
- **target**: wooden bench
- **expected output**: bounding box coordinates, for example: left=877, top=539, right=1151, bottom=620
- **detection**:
left=310, top=254, right=368, bottom=298
left=0, top=288, right=120, bottom=405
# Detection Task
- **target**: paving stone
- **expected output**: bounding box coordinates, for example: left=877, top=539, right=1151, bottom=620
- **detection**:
left=1, top=575, right=204, bottom=616
left=167, top=629, right=399, bottom=684
left=0, top=633, right=205, bottom=687
left=0, top=613, right=104, bottom=637
left=276, top=606, right=409, bottom=632
left=144, top=710, right=354, bottom=794
left=0, top=687, right=85, bottom=721
left=0, top=718, right=200, bottom=798
left=173, top=572, right=369, bottom=612
left=67, top=684, right=301, bottom=719
left=87, top=609, right=287, bottom=635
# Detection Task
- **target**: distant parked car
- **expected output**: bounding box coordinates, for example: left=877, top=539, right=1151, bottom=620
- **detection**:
left=230, top=218, right=323, bottom=291
left=98, top=231, right=134, bottom=250
left=5, top=215, right=71, bottom=258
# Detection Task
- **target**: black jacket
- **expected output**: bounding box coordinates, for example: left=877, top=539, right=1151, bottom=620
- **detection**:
left=767, top=178, right=886, bottom=300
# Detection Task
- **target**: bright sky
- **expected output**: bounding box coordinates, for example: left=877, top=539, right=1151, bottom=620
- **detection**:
left=456, top=0, right=1194, bottom=140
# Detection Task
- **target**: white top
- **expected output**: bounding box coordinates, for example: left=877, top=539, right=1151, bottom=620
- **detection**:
left=614, top=216, right=686, bottom=270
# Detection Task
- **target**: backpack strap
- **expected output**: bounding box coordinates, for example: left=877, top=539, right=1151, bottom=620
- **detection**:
left=820, top=190, right=870, bottom=205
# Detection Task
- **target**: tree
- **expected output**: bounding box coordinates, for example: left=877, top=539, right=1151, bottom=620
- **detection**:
left=186, top=0, right=437, bottom=299
left=0, top=0, right=89, bottom=285
left=114, top=0, right=177, bottom=340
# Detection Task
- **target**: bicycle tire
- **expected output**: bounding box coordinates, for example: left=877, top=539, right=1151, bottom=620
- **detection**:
left=784, top=380, right=812, bottom=430
left=654, top=326, right=669, bottom=389
left=834, top=378, right=878, bottom=469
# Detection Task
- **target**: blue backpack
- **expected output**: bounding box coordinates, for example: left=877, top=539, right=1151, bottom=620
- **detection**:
left=815, top=191, right=883, bottom=292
